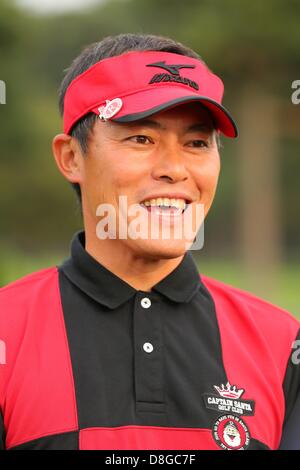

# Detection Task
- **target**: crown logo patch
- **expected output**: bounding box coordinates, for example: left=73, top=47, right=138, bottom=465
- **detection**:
left=214, top=381, right=244, bottom=399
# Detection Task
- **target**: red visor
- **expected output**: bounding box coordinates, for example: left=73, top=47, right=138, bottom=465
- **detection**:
left=63, top=50, right=238, bottom=138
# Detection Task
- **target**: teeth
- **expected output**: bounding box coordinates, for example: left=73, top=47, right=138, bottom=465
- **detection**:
left=142, top=197, right=187, bottom=210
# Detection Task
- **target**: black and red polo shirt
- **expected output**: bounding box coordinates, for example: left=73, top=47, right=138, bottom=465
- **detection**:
left=0, top=230, right=300, bottom=450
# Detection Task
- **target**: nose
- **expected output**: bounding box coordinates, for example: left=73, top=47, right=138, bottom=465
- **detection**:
left=151, top=139, right=189, bottom=183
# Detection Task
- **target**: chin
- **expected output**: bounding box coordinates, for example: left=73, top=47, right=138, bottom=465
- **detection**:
left=130, top=239, right=190, bottom=260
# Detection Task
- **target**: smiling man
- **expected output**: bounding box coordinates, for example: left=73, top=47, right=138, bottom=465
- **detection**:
left=0, top=33, right=300, bottom=451
left=54, top=102, right=219, bottom=290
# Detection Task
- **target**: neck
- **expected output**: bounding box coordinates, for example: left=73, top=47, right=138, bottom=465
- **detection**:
left=84, top=228, right=184, bottom=292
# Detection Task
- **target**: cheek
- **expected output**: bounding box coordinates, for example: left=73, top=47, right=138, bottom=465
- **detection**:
left=194, top=154, right=220, bottom=198
left=81, top=151, right=115, bottom=209
left=83, top=148, right=140, bottom=208
left=109, top=160, right=140, bottom=190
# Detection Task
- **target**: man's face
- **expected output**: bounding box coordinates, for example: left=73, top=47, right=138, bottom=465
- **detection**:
left=80, top=102, right=220, bottom=259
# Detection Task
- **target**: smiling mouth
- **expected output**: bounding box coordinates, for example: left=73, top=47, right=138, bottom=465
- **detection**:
left=140, top=197, right=191, bottom=216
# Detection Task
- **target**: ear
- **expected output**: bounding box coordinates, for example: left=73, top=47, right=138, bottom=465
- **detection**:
left=52, top=133, right=84, bottom=184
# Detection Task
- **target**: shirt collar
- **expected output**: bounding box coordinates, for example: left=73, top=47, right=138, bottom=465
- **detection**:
left=59, top=230, right=202, bottom=309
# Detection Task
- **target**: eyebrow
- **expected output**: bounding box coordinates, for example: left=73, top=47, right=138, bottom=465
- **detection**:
left=125, top=119, right=214, bottom=133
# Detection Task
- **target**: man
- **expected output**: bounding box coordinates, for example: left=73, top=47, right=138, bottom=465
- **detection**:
left=0, top=33, right=299, bottom=450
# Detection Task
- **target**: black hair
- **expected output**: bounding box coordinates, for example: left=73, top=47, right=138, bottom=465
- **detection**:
left=58, top=33, right=208, bottom=203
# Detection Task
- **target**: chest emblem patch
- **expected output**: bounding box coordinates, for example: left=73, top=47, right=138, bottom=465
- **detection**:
left=203, top=381, right=255, bottom=450
left=213, top=414, right=250, bottom=450
left=202, top=381, right=255, bottom=416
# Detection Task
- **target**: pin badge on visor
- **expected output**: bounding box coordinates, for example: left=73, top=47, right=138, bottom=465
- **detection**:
left=98, top=98, right=123, bottom=121
left=63, top=50, right=238, bottom=138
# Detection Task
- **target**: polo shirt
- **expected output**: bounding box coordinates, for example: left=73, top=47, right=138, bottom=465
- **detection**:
left=0, top=230, right=300, bottom=450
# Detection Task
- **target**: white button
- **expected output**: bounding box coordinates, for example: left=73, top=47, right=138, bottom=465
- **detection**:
left=141, top=297, right=151, bottom=308
left=143, top=342, right=154, bottom=353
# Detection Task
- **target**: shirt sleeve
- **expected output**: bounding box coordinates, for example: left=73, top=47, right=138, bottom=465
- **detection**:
left=279, top=328, right=300, bottom=449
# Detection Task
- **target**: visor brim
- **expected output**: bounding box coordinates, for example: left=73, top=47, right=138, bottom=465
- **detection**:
left=92, top=87, right=238, bottom=138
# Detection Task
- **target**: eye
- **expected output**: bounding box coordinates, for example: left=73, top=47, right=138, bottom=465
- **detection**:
left=187, top=139, right=209, bottom=148
left=128, top=135, right=153, bottom=145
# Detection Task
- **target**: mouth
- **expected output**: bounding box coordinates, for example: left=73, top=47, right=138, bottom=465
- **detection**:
left=139, top=197, right=192, bottom=217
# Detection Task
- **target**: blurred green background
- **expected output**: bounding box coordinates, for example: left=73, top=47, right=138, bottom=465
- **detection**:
left=0, top=0, right=299, bottom=317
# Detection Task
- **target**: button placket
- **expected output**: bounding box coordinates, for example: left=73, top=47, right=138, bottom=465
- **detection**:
left=133, top=292, right=165, bottom=413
